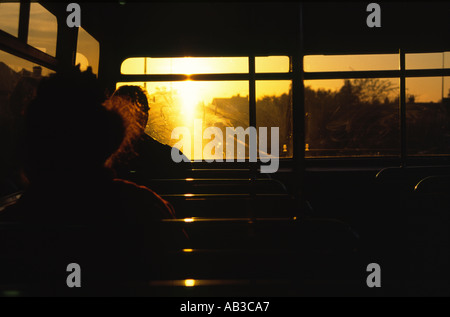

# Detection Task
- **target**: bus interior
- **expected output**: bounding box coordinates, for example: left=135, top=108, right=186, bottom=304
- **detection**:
left=1, top=1, right=450, bottom=296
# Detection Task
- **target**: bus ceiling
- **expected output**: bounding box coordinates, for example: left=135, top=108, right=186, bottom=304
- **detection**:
left=37, top=1, right=450, bottom=58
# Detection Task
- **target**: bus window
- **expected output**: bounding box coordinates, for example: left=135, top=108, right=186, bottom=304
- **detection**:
left=75, top=27, right=100, bottom=75
left=255, top=56, right=290, bottom=73
left=304, top=78, right=400, bottom=157
left=304, top=54, right=399, bottom=72
left=406, top=76, right=450, bottom=156
left=0, top=49, right=54, bottom=86
left=256, top=80, right=293, bottom=158
left=0, top=50, right=54, bottom=197
left=406, top=52, right=450, bottom=70
left=121, top=57, right=248, bottom=75
left=116, top=81, right=249, bottom=161
left=0, top=2, right=20, bottom=37
left=28, top=3, right=57, bottom=57
left=119, top=55, right=292, bottom=161
left=0, top=49, right=54, bottom=114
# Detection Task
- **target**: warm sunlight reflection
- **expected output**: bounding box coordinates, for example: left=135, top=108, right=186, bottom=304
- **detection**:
left=184, top=279, right=196, bottom=287
left=0, top=50, right=54, bottom=77
left=155, top=57, right=248, bottom=74
left=178, top=80, right=197, bottom=122
left=255, top=56, right=290, bottom=73
left=121, top=57, right=249, bottom=74
left=406, top=77, right=450, bottom=102
left=117, top=56, right=290, bottom=161
left=304, top=53, right=449, bottom=98
left=116, top=80, right=253, bottom=161
left=28, top=3, right=57, bottom=56
left=121, top=56, right=291, bottom=75
left=121, top=58, right=145, bottom=75
left=75, top=53, right=89, bottom=71
left=76, top=27, right=100, bottom=75
left=304, top=54, right=399, bottom=72
left=0, top=2, right=20, bottom=37
left=406, top=52, right=450, bottom=69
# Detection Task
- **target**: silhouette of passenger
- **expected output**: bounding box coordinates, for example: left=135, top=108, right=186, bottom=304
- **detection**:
left=0, top=67, right=186, bottom=294
left=0, top=77, right=39, bottom=196
left=106, top=85, right=191, bottom=182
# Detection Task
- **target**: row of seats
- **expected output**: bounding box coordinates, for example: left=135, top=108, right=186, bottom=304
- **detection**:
left=0, top=169, right=362, bottom=296
left=374, top=166, right=450, bottom=296
left=144, top=169, right=361, bottom=296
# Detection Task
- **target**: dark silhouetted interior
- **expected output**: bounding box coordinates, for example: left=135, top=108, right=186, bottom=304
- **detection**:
left=0, top=1, right=449, bottom=297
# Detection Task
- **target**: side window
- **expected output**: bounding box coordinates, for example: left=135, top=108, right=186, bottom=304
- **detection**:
left=118, top=56, right=292, bottom=161
left=255, top=56, right=290, bottom=73
left=0, top=49, right=55, bottom=197
left=406, top=53, right=450, bottom=155
left=0, top=49, right=54, bottom=115
left=28, top=2, right=58, bottom=57
left=0, top=2, right=20, bottom=37
left=304, top=54, right=399, bottom=72
left=304, top=52, right=450, bottom=158
left=115, top=79, right=250, bottom=161
left=121, top=57, right=248, bottom=75
left=304, top=54, right=400, bottom=157
left=304, top=77, right=399, bottom=157
left=256, top=57, right=292, bottom=158
left=406, top=52, right=450, bottom=70
left=75, top=27, right=100, bottom=75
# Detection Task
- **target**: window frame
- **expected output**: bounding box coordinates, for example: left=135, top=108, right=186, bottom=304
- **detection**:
left=0, top=1, right=58, bottom=71
left=304, top=50, right=450, bottom=166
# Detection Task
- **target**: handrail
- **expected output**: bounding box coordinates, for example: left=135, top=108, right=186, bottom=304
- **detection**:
left=414, top=175, right=450, bottom=194
left=161, top=217, right=297, bottom=223
left=0, top=192, right=24, bottom=213
left=160, top=193, right=290, bottom=198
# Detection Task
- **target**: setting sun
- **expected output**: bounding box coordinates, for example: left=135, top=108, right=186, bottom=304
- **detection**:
left=178, top=80, right=197, bottom=121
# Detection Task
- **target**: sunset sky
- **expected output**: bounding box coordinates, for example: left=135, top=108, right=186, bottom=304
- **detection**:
left=120, top=55, right=449, bottom=104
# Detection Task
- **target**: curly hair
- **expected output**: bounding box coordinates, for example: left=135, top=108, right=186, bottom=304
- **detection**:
left=104, top=85, right=150, bottom=170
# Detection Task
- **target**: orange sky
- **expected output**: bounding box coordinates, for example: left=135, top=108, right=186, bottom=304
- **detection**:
left=304, top=53, right=450, bottom=102
left=120, top=55, right=449, bottom=103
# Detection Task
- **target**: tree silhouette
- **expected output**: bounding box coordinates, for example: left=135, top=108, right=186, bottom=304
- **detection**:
left=305, top=78, right=400, bottom=155
left=349, top=78, right=398, bottom=104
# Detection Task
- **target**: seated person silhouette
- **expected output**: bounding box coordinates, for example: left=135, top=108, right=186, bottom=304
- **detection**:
left=0, top=76, right=40, bottom=196
left=106, top=85, right=191, bottom=182
left=0, top=67, right=186, bottom=294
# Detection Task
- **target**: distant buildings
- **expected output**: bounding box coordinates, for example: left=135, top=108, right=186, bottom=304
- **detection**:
left=0, top=62, right=42, bottom=99
left=211, top=95, right=248, bottom=116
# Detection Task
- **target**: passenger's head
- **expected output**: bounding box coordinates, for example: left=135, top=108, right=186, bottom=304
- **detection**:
left=111, top=85, right=150, bottom=131
left=24, top=66, right=124, bottom=180
left=103, top=86, right=150, bottom=170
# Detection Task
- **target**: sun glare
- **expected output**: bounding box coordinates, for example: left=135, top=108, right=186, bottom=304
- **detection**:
left=173, top=58, right=208, bottom=75
left=178, top=80, right=199, bottom=122
left=184, top=279, right=196, bottom=287
left=75, top=52, right=89, bottom=71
